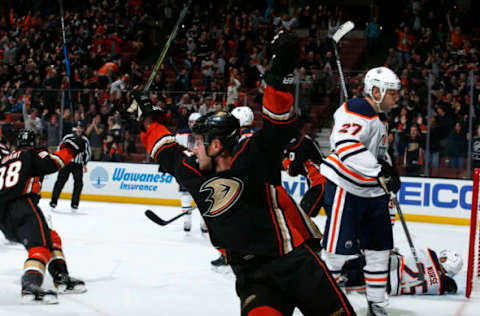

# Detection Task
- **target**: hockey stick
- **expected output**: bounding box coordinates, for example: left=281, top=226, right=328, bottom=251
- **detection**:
left=378, top=177, right=425, bottom=285
left=332, top=21, right=354, bottom=101
left=143, top=0, right=192, bottom=92
left=145, top=209, right=188, bottom=226
left=127, top=0, right=192, bottom=116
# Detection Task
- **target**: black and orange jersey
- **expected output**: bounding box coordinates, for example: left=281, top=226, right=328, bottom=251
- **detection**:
left=0, top=147, right=75, bottom=202
left=142, top=85, right=319, bottom=260
left=283, top=133, right=326, bottom=188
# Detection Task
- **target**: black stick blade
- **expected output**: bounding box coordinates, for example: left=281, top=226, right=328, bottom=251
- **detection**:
left=145, top=210, right=168, bottom=225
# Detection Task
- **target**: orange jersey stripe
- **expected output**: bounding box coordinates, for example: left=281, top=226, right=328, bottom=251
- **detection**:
left=365, top=277, right=388, bottom=282
left=182, top=160, right=202, bottom=176
left=326, top=156, right=377, bottom=182
left=337, top=142, right=362, bottom=155
left=305, top=245, right=353, bottom=316
left=329, top=188, right=343, bottom=253
left=27, top=197, right=47, bottom=247
left=231, top=138, right=251, bottom=166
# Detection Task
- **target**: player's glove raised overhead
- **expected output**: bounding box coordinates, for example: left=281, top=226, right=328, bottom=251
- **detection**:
left=264, top=30, right=300, bottom=90
left=61, top=137, right=85, bottom=155
left=377, top=159, right=401, bottom=194
left=128, top=91, right=165, bottom=122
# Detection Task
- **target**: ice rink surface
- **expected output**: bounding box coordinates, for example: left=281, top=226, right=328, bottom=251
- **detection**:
left=0, top=199, right=479, bottom=316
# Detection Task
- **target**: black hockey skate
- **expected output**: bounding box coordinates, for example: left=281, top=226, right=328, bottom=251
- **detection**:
left=54, top=273, right=87, bottom=294
left=211, top=254, right=227, bottom=267
left=21, top=282, right=58, bottom=304
left=367, top=301, right=388, bottom=316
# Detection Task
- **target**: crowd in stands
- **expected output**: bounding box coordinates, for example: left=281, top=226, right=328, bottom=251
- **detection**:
left=1, top=0, right=479, bottom=177
left=343, top=2, right=480, bottom=177
left=0, top=1, right=347, bottom=163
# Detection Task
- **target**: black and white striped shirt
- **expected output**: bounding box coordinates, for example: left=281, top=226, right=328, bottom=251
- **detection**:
left=60, top=133, right=91, bottom=165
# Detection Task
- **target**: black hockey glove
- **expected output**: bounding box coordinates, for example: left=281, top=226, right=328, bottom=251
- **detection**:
left=128, top=91, right=165, bottom=122
left=264, top=30, right=300, bottom=90
left=62, top=137, right=85, bottom=155
left=377, top=160, right=401, bottom=194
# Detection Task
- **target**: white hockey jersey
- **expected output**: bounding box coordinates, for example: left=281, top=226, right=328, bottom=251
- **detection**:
left=320, top=99, right=389, bottom=197
left=175, top=129, right=195, bottom=151
left=389, top=248, right=443, bottom=295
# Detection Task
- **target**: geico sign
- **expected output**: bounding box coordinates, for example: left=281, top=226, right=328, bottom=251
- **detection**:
left=399, top=181, right=473, bottom=210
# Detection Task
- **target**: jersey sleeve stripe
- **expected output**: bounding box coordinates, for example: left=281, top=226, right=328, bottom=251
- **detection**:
left=265, top=182, right=285, bottom=256
left=326, top=156, right=377, bottom=182
left=153, top=142, right=176, bottom=161
left=335, top=139, right=360, bottom=148
left=49, top=153, right=65, bottom=169
left=262, top=106, right=295, bottom=122
left=339, top=147, right=368, bottom=162
left=261, top=113, right=297, bottom=125
left=262, top=85, right=294, bottom=115
left=337, top=142, right=363, bottom=155
left=322, top=159, right=378, bottom=188
left=151, top=135, right=176, bottom=159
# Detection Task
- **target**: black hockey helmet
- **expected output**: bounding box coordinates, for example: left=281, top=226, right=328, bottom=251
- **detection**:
left=16, top=129, right=36, bottom=148
left=192, top=111, right=240, bottom=153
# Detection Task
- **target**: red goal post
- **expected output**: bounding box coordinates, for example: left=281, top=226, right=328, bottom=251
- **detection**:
left=467, top=168, right=480, bottom=298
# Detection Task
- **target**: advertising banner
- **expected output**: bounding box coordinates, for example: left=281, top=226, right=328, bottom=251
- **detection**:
left=41, top=162, right=474, bottom=224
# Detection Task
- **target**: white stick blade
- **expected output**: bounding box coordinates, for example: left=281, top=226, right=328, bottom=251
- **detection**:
left=332, top=21, right=355, bottom=43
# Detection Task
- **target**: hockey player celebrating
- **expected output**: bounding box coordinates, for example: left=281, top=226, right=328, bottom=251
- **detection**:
left=341, top=249, right=462, bottom=296
left=211, top=105, right=257, bottom=268
left=132, top=30, right=355, bottom=316
left=320, top=66, right=401, bottom=316
left=0, top=129, right=86, bottom=303
left=175, top=112, right=207, bottom=233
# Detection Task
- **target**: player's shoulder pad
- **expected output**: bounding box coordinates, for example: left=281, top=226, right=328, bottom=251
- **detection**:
left=345, top=98, right=378, bottom=119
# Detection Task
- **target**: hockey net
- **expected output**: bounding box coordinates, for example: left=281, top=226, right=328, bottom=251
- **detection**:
left=467, top=168, right=480, bottom=298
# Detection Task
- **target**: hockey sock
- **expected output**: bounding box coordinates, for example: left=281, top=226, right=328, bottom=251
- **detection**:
left=323, top=252, right=350, bottom=283
left=23, top=246, right=51, bottom=287
left=48, top=230, right=68, bottom=277
left=364, top=249, right=389, bottom=303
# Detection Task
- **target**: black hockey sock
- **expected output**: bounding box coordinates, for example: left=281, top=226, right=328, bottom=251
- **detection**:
left=48, top=258, right=68, bottom=278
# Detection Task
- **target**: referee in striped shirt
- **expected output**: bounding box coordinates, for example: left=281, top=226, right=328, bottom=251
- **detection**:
left=50, top=121, right=91, bottom=211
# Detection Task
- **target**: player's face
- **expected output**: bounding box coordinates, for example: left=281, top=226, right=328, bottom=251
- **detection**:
left=193, top=135, right=213, bottom=171
left=381, top=89, right=399, bottom=112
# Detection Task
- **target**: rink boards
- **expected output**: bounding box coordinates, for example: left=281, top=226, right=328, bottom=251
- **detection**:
left=40, top=162, right=473, bottom=225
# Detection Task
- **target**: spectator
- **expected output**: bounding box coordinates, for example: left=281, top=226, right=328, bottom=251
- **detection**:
left=365, top=17, right=381, bottom=55
left=403, top=125, right=424, bottom=176
left=103, top=129, right=123, bottom=162
left=86, top=114, right=106, bottom=161
left=43, top=113, right=61, bottom=153
left=396, top=23, right=415, bottom=67
left=226, top=75, right=241, bottom=108
left=22, top=106, right=42, bottom=135
left=447, top=122, right=466, bottom=169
